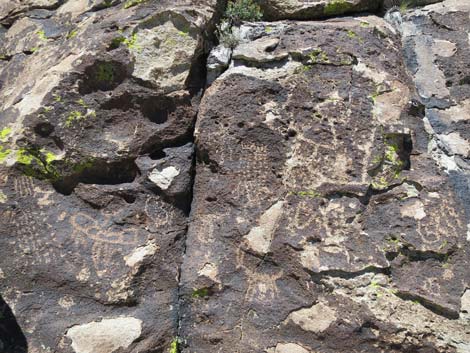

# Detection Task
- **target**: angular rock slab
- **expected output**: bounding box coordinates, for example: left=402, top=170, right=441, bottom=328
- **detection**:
left=257, top=0, right=444, bottom=20
left=258, top=0, right=379, bottom=20
left=180, top=16, right=469, bottom=353
left=0, top=0, right=218, bottom=352
left=401, top=0, right=470, bottom=220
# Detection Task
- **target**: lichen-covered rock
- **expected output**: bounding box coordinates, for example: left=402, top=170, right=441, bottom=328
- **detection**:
left=1, top=0, right=469, bottom=352
left=257, top=0, right=379, bottom=20
left=0, top=0, right=219, bottom=352
left=180, top=13, right=470, bottom=353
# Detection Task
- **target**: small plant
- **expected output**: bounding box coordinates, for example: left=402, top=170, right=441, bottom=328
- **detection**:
left=217, top=0, right=263, bottom=48
left=216, top=20, right=239, bottom=49
left=96, top=62, right=115, bottom=82
left=383, top=0, right=414, bottom=14
left=225, top=0, right=263, bottom=25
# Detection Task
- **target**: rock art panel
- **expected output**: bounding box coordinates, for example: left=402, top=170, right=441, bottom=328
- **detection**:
left=181, top=12, right=469, bottom=353
left=0, top=0, right=218, bottom=352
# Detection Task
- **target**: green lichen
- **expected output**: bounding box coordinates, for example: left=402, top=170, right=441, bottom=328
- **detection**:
left=30, top=47, right=39, bottom=53
left=324, top=0, right=352, bottom=16
left=53, top=94, right=62, bottom=102
left=192, top=288, right=210, bottom=298
left=37, top=29, right=47, bottom=41
left=77, top=98, right=88, bottom=107
left=290, top=190, right=322, bottom=198
left=124, top=0, right=148, bottom=9
left=439, top=240, right=448, bottom=250
left=360, top=21, right=369, bottom=27
left=15, top=148, right=60, bottom=180
left=371, top=137, right=406, bottom=190
left=265, top=26, right=273, bottom=33
left=66, top=29, right=78, bottom=39
left=308, top=49, right=329, bottom=64
left=170, top=337, right=180, bottom=353
left=124, top=33, right=139, bottom=50
left=0, top=146, right=12, bottom=163
left=65, top=111, right=84, bottom=127
left=347, top=30, right=357, bottom=38
left=0, top=127, right=12, bottom=142
left=0, top=190, right=7, bottom=203
left=72, top=158, right=95, bottom=173
left=111, top=32, right=139, bottom=50
left=371, top=176, right=389, bottom=190
left=347, top=30, right=363, bottom=42
left=65, top=109, right=96, bottom=127
left=369, top=280, right=381, bottom=289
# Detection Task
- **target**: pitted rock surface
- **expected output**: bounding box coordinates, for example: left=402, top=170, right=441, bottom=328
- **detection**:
left=180, top=9, right=470, bottom=353
left=0, top=0, right=219, bottom=352
left=0, top=0, right=469, bottom=353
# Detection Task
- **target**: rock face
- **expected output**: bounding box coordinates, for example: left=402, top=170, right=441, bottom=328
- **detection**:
left=0, top=0, right=220, bottom=352
left=180, top=6, right=470, bottom=351
left=0, top=0, right=469, bottom=353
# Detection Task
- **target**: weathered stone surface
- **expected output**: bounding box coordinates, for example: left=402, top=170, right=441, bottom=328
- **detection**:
left=1, top=0, right=470, bottom=352
left=0, top=0, right=219, bottom=352
left=257, top=0, right=445, bottom=21
left=180, top=12, right=469, bottom=353
left=258, top=0, right=379, bottom=20
left=66, top=317, right=142, bottom=353
left=401, top=0, right=470, bottom=242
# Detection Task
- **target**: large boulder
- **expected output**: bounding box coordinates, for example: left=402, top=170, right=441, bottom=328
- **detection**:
left=180, top=12, right=470, bottom=353
left=0, top=1, right=219, bottom=352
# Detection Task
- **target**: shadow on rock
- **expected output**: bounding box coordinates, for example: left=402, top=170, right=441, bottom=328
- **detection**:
left=0, top=295, right=28, bottom=353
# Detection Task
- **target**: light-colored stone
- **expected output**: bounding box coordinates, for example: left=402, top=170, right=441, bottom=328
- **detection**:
left=233, top=37, right=287, bottom=63
left=124, top=241, right=159, bottom=267
left=66, top=317, right=142, bottom=353
left=439, top=132, right=470, bottom=157
left=400, top=199, right=427, bottom=220
left=244, top=200, right=285, bottom=254
left=286, top=302, right=337, bottom=333
left=437, top=99, right=470, bottom=123
left=149, top=166, right=180, bottom=190
left=271, top=342, right=311, bottom=353
left=130, top=13, right=199, bottom=93
left=207, top=45, right=232, bottom=84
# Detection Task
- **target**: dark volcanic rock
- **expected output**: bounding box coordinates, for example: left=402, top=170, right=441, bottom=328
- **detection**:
left=1, top=0, right=470, bottom=352
left=180, top=9, right=470, bottom=353
left=0, top=0, right=220, bottom=352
